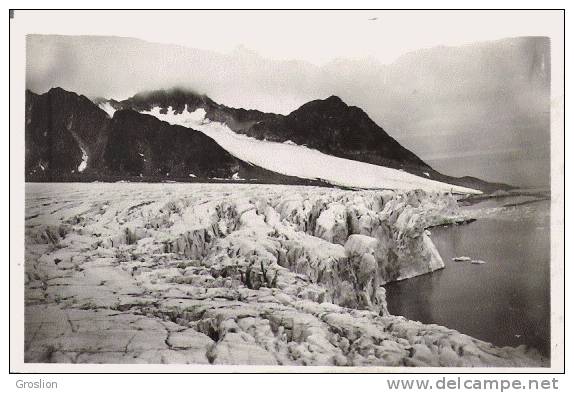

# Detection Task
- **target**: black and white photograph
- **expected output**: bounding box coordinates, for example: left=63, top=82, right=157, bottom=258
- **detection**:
left=9, top=9, right=565, bottom=373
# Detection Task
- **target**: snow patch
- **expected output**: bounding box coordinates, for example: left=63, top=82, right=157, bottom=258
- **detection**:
left=231, top=172, right=245, bottom=181
left=140, top=106, right=481, bottom=194
left=98, top=102, right=117, bottom=118
left=78, top=148, right=88, bottom=172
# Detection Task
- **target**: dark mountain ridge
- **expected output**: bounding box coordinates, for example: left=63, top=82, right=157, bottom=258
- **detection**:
left=26, top=87, right=110, bottom=178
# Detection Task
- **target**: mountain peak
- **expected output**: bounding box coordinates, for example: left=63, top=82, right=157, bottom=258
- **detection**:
left=47, top=86, right=77, bottom=98
left=294, top=95, right=350, bottom=115
left=41, top=87, right=106, bottom=113
left=318, top=95, right=348, bottom=108
left=325, top=95, right=345, bottom=104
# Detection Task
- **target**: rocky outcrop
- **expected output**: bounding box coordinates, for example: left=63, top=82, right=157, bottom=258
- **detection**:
left=24, top=183, right=545, bottom=366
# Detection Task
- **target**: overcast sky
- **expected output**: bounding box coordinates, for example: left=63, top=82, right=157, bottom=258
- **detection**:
left=24, top=11, right=556, bottom=187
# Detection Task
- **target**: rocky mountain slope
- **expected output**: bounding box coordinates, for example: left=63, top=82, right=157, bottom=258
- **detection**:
left=24, top=183, right=544, bottom=366
left=26, top=88, right=110, bottom=178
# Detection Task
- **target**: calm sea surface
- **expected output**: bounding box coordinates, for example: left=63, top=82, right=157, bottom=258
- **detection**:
left=385, top=198, right=550, bottom=356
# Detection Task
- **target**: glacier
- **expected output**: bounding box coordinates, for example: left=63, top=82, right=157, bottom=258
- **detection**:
left=140, top=106, right=481, bottom=195
left=24, top=183, right=543, bottom=366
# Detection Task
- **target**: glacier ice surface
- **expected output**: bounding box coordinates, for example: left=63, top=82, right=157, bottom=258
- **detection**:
left=23, top=183, right=543, bottom=366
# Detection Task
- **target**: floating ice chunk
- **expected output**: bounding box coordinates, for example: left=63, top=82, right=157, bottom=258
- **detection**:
left=452, top=256, right=471, bottom=262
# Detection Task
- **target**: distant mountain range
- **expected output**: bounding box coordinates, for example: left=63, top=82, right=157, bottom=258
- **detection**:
left=25, top=87, right=513, bottom=192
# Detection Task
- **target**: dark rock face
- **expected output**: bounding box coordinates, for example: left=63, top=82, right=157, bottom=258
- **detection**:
left=26, top=88, right=110, bottom=181
left=104, top=110, right=241, bottom=178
